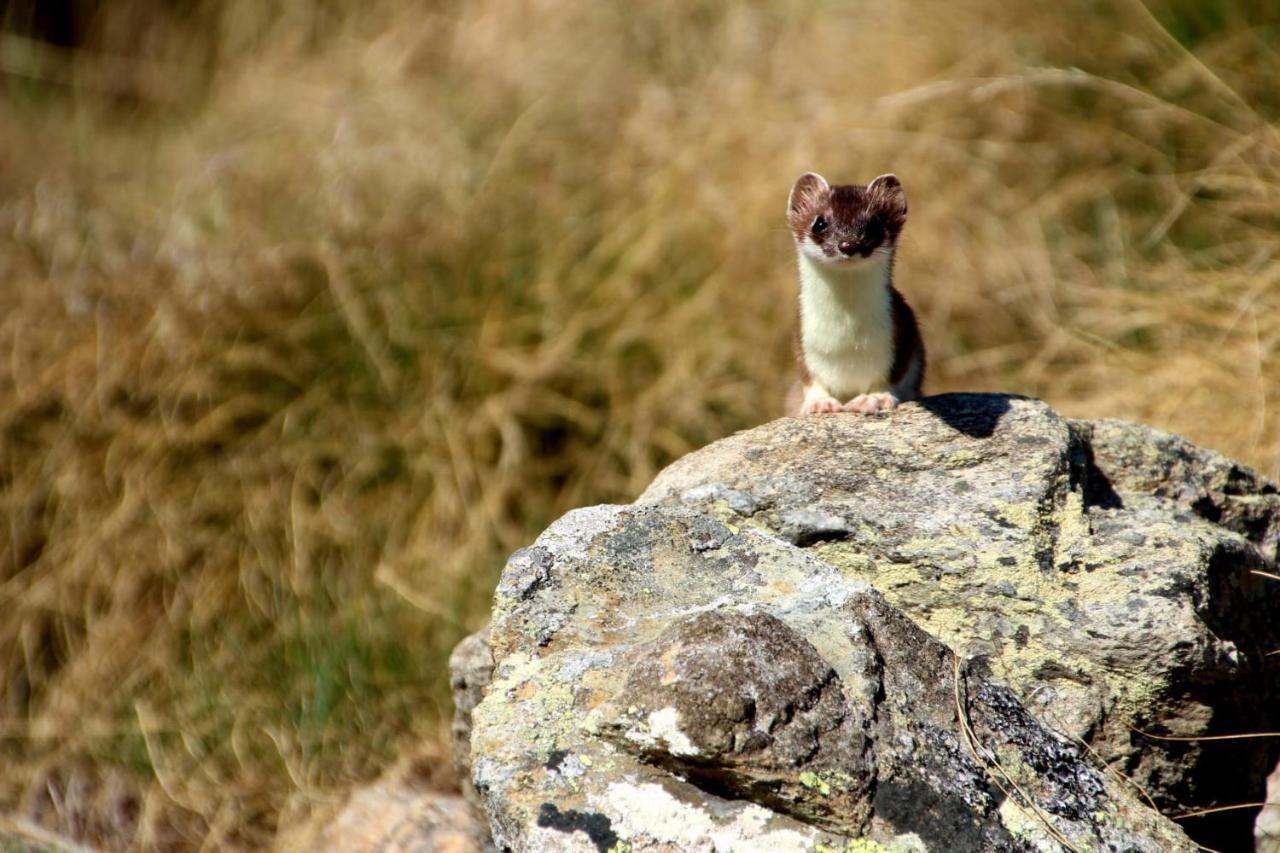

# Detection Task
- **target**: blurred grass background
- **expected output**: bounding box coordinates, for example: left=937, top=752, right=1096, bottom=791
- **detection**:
left=0, top=0, right=1277, bottom=848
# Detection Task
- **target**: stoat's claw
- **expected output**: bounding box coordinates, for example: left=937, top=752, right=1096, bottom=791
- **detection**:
left=844, top=392, right=899, bottom=414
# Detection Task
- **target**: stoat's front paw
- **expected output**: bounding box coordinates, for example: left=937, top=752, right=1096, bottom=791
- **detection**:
left=844, top=392, right=899, bottom=414
left=800, top=396, right=843, bottom=415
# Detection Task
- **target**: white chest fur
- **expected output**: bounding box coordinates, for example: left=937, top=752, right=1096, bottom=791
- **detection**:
left=798, top=252, right=895, bottom=400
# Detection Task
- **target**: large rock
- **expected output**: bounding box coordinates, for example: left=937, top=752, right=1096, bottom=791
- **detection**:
left=641, top=394, right=1280, bottom=846
left=458, top=394, right=1280, bottom=851
left=466, top=503, right=1191, bottom=851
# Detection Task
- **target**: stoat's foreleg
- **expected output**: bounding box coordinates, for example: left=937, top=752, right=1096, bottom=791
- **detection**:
left=799, top=382, right=843, bottom=415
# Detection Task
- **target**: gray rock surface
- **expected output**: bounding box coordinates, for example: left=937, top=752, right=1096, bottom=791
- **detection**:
left=456, top=394, right=1280, bottom=851
left=467, top=503, right=1193, bottom=851
left=451, top=624, right=494, bottom=811
left=640, top=394, right=1280, bottom=846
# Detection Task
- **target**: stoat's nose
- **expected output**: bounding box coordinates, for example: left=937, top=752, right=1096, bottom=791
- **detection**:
left=837, top=240, right=857, bottom=256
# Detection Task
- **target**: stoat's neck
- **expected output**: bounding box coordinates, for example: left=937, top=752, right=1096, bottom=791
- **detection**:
left=796, top=250, right=895, bottom=399
left=797, top=250, right=892, bottom=302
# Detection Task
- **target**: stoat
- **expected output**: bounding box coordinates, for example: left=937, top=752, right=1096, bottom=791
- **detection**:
left=786, top=171, right=925, bottom=416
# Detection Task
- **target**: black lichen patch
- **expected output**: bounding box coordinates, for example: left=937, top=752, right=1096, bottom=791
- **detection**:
left=536, top=803, right=620, bottom=852
left=604, top=523, right=654, bottom=562
left=544, top=749, right=569, bottom=772
left=971, top=682, right=1105, bottom=821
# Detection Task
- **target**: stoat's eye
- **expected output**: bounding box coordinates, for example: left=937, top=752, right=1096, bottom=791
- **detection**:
left=811, top=215, right=829, bottom=235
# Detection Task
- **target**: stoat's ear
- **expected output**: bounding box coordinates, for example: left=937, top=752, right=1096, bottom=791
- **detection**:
left=788, top=172, right=830, bottom=217
left=868, top=173, right=906, bottom=209
left=868, top=173, right=907, bottom=226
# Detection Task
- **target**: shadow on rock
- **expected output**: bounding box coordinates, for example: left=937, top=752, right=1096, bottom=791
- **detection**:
left=917, top=392, right=1021, bottom=439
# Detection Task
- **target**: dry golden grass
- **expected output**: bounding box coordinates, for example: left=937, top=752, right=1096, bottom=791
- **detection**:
left=1, top=0, right=1278, bottom=847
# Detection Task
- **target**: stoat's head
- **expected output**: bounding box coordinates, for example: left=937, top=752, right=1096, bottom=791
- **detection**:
left=787, top=172, right=907, bottom=269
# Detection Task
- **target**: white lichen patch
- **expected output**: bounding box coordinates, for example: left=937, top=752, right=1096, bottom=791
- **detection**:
left=598, top=781, right=823, bottom=851
left=625, top=706, right=699, bottom=756
left=557, top=650, right=615, bottom=683
left=554, top=753, right=589, bottom=780
left=538, top=504, right=630, bottom=555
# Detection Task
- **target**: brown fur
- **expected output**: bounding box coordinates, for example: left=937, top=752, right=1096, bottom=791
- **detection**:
left=888, top=286, right=924, bottom=394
